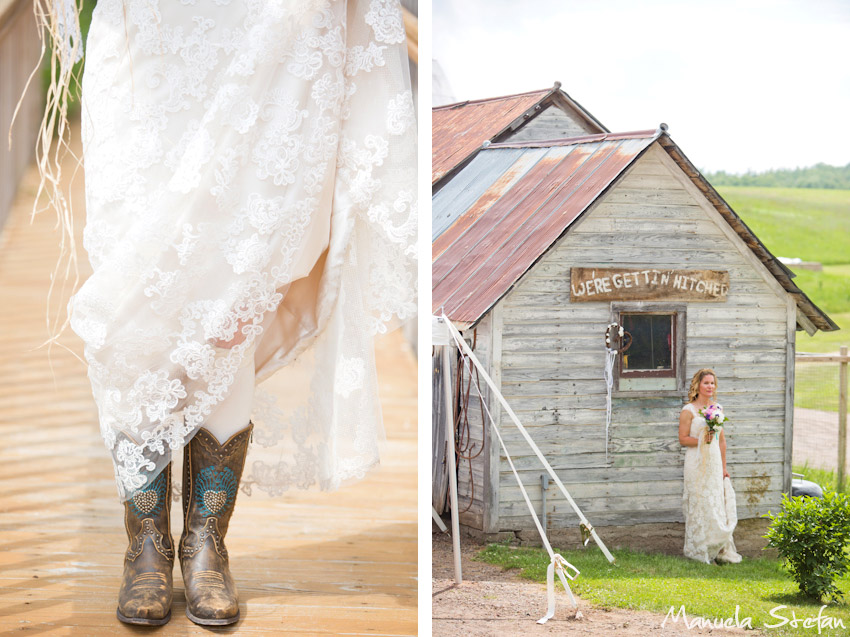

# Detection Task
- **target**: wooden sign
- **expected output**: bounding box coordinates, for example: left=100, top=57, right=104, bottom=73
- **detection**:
left=570, top=267, right=729, bottom=302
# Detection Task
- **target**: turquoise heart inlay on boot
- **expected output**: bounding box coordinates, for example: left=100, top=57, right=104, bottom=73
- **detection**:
left=180, top=424, right=252, bottom=626
left=117, top=464, right=174, bottom=626
left=196, top=466, right=237, bottom=517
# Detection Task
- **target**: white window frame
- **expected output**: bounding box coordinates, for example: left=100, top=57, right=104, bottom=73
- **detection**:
left=611, top=302, right=687, bottom=397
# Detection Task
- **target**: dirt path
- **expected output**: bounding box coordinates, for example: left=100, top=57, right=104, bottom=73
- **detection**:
left=432, top=531, right=758, bottom=636
left=794, top=406, right=849, bottom=472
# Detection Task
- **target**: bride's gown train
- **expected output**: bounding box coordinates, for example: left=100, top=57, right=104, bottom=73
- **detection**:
left=67, top=0, right=417, bottom=500
left=681, top=403, right=742, bottom=564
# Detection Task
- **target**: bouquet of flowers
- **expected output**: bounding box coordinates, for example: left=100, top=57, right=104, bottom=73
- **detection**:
left=699, top=404, right=728, bottom=444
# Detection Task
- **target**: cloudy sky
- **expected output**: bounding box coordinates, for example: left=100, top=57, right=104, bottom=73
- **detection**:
left=433, top=0, right=850, bottom=174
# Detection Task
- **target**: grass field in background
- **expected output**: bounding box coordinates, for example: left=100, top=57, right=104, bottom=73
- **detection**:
left=793, top=267, right=850, bottom=315
left=718, top=186, right=850, bottom=328
left=718, top=186, right=849, bottom=372
left=718, top=187, right=850, bottom=266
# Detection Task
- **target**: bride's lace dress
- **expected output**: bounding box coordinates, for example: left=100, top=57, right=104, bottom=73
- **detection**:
left=681, top=403, right=742, bottom=564
left=66, top=0, right=416, bottom=500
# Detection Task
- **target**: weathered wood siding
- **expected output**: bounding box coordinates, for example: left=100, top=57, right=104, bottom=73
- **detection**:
left=503, top=104, right=597, bottom=143
left=453, top=314, right=492, bottom=530
left=493, top=143, right=791, bottom=532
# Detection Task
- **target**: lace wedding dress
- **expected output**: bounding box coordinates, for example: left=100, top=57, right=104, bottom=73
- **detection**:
left=681, top=403, right=742, bottom=564
left=60, top=0, right=416, bottom=500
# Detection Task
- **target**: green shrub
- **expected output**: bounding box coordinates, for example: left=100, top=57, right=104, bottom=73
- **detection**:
left=763, top=489, right=850, bottom=603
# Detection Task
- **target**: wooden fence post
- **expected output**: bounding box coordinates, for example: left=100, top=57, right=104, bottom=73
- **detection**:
left=836, top=345, right=847, bottom=493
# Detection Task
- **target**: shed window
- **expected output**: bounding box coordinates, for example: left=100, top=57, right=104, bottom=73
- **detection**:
left=613, top=307, right=685, bottom=394
left=621, top=313, right=674, bottom=376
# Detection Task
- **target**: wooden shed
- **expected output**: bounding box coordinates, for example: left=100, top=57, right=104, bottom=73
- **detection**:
left=432, top=86, right=837, bottom=555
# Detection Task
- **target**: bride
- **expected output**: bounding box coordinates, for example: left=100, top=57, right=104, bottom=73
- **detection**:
left=678, top=369, right=742, bottom=564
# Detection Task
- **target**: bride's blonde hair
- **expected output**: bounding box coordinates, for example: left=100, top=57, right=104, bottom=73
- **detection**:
left=688, top=368, right=717, bottom=403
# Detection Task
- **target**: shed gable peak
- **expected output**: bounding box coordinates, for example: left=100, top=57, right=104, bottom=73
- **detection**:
left=432, top=83, right=608, bottom=185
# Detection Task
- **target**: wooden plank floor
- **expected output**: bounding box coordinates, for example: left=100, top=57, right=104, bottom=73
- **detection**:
left=0, top=134, right=418, bottom=635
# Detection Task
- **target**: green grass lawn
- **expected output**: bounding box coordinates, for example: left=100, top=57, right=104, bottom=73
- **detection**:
left=718, top=186, right=850, bottom=326
left=718, top=185, right=849, bottom=328
left=477, top=543, right=850, bottom=635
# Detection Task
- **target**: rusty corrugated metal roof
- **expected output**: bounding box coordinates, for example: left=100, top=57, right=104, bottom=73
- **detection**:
left=432, top=129, right=837, bottom=333
left=432, top=89, right=550, bottom=185
left=433, top=130, right=660, bottom=325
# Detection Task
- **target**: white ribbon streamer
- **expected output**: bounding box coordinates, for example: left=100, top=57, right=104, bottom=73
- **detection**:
left=442, top=314, right=615, bottom=563
left=444, top=315, right=616, bottom=622
left=453, top=340, right=580, bottom=623
left=603, top=346, right=616, bottom=465
left=541, top=554, right=580, bottom=624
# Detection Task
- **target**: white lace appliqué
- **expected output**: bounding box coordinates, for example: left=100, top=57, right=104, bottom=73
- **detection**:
left=365, top=0, right=405, bottom=44
left=386, top=92, right=415, bottom=136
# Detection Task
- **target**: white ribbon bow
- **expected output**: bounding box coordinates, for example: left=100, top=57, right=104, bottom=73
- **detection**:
left=537, top=553, right=582, bottom=624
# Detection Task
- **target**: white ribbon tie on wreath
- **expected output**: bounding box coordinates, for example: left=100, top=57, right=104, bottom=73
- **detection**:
left=603, top=323, right=623, bottom=465
left=539, top=553, right=581, bottom=624
left=603, top=347, right=616, bottom=465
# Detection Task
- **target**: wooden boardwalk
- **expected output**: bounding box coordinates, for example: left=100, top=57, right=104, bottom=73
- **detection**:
left=0, top=137, right=417, bottom=634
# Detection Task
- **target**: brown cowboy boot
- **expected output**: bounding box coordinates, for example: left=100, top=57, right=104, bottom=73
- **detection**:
left=116, top=463, right=174, bottom=625
left=179, top=423, right=252, bottom=626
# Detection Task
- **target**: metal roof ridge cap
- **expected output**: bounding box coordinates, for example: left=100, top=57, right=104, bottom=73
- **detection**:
left=486, top=128, right=660, bottom=149
left=433, top=88, right=551, bottom=111
left=487, top=133, right=609, bottom=148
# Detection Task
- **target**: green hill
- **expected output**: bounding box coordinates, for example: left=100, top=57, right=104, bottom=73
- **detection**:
left=719, top=187, right=850, bottom=265
left=717, top=186, right=850, bottom=354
